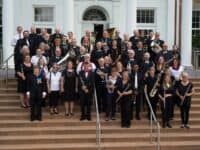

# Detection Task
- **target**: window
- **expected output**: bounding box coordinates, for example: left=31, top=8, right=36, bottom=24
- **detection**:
left=137, top=9, right=155, bottom=24
left=34, top=7, right=54, bottom=22
left=83, top=9, right=107, bottom=21
left=36, top=28, right=52, bottom=34
left=192, top=10, right=200, bottom=36
left=138, top=29, right=153, bottom=36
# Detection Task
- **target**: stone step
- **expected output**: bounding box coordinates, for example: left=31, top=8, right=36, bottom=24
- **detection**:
left=0, top=118, right=199, bottom=128
left=1, top=133, right=200, bottom=145
left=0, top=141, right=200, bottom=150
left=0, top=125, right=199, bottom=136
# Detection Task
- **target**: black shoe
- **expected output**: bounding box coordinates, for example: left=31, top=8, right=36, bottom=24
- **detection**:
left=184, top=124, right=190, bottom=129
left=111, top=117, right=116, bottom=120
left=105, top=117, right=109, bottom=121
left=65, top=113, right=69, bottom=117
left=167, top=123, right=172, bottom=128
left=70, top=113, right=74, bottom=116
left=136, top=115, right=141, bottom=120
left=162, top=124, right=166, bottom=128
left=80, top=116, right=86, bottom=121
left=54, top=108, right=59, bottom=114
left=180, top=124, right=185, bottom=128
left=30, top=118, right=34, bottom=122
left=87, top=116, right=91, bottom=121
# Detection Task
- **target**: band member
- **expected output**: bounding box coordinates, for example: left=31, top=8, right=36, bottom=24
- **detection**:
left=26, top=66, right=47, bottom=121
left=129, top=30, right=140, bottom=49
left=105, top=67, right=120, bottom=121
left=91, top=42, right=105, bottom=66
left=76, top=53, right=96, bottom=75
left=140, top=52, right=154, bottom=76
left=114, top=30, right=122, bottom=50
left=176, top=72, right=194, bottom=129
left=31, top=48, right=47, bottom=66
left=79, top=62, right=94, bottom=121
left=47, top=63, right=61, bottom=115
left=95, top=58, right=110, bottom=113
left=144, top=66, right=159, bottom=119
left=100, top=30, right=112, bottom=54
left=117, top=71, right=133, bottom=128
left=156, top=56, right=166, bottom=74
left=16, top=55, right=33, bottom=108
left=108, top=40, right=121, bottom=66
left=125, top=49, right=136, bottom=73
left=158, top=43, right=173, bottom=63
left=49, top=47, right=63, bottom=68
left=158, top=74, right=175, bottom=128
left=131, top=62, right=144, bottom=120
left=169, top=58, right=184, bottom=82
left=135, top=41, right=145, bottom=66
left=14, top=31, right=31, bottom=71
left=61, top=60, right=77, bottom=116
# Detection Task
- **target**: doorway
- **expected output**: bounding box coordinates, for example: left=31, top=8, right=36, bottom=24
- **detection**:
left=94, top=24, right=104, bottom=42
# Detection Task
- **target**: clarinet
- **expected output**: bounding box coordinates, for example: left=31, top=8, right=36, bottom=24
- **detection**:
left=79, top=74, right=88, bottom=92
left=116, top=83, right=130, bottom=103
left=180, top=83, right=192, bottom=106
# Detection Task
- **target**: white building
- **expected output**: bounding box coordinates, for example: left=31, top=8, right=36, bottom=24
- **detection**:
left=1, top=0, right=200, bottom=69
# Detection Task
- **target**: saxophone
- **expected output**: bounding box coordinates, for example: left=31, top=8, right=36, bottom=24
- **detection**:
left=149, top=72, right=162, bottom=98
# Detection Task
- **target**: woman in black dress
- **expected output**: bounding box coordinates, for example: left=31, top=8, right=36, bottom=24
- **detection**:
left=158, top=74, right=175, bottom=128
left=117, top=71, right=133, bottom=128
left=16, top=55, right=33, bottom=108
left=61, top=60, right=77, bottom=116
left=176, top=72, right=194, bottom=129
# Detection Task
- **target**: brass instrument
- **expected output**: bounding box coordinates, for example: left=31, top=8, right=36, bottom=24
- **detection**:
left=107, top=28, right=116, bottom=40
left=151, top=40, right=162, bottom=54
left=149, top=72, right=162, bottom=98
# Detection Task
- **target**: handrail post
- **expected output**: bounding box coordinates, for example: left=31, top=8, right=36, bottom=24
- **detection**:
left=157, top=122, right=160, bottom=150
left=6, top=60, right=8, bottom=89
left=150, top=112, right=153, bottom=143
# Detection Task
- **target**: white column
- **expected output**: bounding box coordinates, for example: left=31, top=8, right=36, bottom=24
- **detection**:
left=63, top=0, right=74, bottom=34
left=3, top=0, right=14, bottom=66
left=181, top=0, right=193, bottom=67
left=167, top=0, right=175, bottom=49
left=126, top=0, right=137, bottom=36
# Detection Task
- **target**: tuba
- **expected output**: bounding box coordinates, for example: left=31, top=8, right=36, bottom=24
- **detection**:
left=151, top=40, right=162, bottom=54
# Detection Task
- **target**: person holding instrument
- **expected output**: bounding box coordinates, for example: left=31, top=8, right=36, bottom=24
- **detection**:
left=158, top=74, right=175, bottom=128
left=78, top=62, right=94, bottom=121
left=117, top=71, right=133, bottom=128
left=176, top=72, right=194, bottom=129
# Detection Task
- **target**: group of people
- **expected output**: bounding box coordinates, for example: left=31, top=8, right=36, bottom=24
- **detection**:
left=13, top=25, right=194, bottom=128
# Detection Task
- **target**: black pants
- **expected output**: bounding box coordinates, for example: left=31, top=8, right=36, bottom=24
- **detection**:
left=180, top=99, right=191, bottom=125
left=30, top=96, right=42, bottom=121
left=121, top=98, right=131, bottom=127
left=96, top=84, right=106, bottom=112
left=80, top=92, right=92, bottom=118
left=106, top=92, right=116, bottom=118
left=161, top=97, right=173, bottom=125
left=49, top=91, right=59, bottom=108
left=147, top=96, right=158, bottom=119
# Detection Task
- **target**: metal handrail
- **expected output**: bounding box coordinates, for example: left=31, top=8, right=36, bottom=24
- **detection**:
left=0, top=53, right=14, bottom=88
left=93, top=84, right=101, bottom=150
left=144, top=88, right=161, bottom=150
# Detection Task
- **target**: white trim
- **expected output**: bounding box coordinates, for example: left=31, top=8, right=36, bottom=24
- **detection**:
left=32, top=4, right=56, bottom=25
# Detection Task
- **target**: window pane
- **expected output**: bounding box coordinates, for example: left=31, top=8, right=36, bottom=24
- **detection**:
left=137, top=9, right=155, bottom=24
left=34, top=7, right=54, bottom=22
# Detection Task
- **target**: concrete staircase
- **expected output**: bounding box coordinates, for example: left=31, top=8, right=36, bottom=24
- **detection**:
left=0, top=78, right=200, bottom=150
